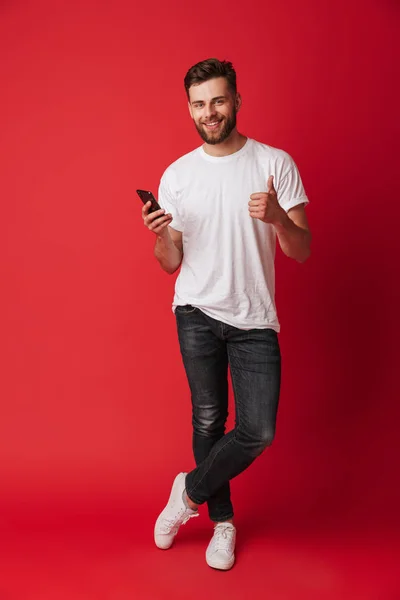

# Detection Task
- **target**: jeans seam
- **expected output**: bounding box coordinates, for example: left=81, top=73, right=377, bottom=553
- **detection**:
left=186, top=434, right=237, bottom=502
left=176, top=305, right=197, bottom=314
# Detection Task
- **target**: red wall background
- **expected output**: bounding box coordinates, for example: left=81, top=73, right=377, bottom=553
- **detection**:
left=1, top=0, right=399, bottom=538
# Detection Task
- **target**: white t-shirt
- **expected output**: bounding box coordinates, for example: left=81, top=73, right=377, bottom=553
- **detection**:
left=158, top=137, right=309, bottom=331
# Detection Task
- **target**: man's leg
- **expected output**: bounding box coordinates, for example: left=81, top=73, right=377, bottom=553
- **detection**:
left=175, top=305, right=234, bottom=523
left=184, top=325, right=281, bottom=508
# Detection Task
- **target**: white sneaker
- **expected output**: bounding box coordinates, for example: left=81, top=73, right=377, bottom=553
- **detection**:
left=206, top=522, right=236, bottom=570
left=154, top=472, right=199, bottom=550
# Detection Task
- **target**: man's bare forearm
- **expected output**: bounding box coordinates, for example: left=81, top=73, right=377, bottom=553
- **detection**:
left=154, top=234, right=183, bottom=274
left=274, top=211, right=311, bottom=263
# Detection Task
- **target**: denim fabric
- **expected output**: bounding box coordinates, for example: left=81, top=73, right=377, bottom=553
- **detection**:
left=175, top=305, right=281, bottom=522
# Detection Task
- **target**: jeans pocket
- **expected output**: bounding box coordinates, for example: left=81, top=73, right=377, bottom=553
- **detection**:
left=175, top=304, right=197, bottom=314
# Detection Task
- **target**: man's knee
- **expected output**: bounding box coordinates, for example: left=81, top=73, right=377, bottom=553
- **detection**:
left=237, top=425, right=276, bottom=457
left=192, top=406, right=227, bottom=438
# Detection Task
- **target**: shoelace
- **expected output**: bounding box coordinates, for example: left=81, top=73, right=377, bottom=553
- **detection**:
left=213, top=524, right=235, bottom=551
left=161, top=509, right=199, bottom=534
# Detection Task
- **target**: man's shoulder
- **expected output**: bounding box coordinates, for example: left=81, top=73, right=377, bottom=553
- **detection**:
left=249, top=138, right=293, bottom=164
left=162, top=146, right=202, bottom=177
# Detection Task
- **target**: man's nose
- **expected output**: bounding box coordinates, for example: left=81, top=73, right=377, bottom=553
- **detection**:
left=203, top=103, right=216, bottom=119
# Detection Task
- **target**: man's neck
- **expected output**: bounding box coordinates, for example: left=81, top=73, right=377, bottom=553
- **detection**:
left=202, top=131, right=247, bottom=157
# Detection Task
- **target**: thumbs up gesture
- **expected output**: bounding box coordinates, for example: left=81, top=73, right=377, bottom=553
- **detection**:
left=249, top=176, right=284, bottom=225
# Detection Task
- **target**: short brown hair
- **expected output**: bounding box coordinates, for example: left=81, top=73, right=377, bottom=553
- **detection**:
left=184, top=58, right=237, bottom=98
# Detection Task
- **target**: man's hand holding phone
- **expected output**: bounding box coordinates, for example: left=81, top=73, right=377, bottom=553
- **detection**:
left=142, top=201, right=173, bottom=237
left=137, top=189, right=173, bottom=237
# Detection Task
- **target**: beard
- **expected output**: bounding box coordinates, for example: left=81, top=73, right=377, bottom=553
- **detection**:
left=194, top=109, right=237, bottom=145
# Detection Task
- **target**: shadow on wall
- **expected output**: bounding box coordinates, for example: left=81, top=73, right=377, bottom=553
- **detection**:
left=306, top=228, right=395, bottom=520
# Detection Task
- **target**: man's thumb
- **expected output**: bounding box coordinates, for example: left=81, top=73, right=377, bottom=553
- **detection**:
left=267, top=175, right=275, bottom=192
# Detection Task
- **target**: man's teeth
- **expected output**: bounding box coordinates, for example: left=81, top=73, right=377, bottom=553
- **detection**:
left=206, top=121, right=219, bottom=126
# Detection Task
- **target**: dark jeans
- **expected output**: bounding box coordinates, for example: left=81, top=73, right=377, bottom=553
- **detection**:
left=175, top=305, right=281, bottom=522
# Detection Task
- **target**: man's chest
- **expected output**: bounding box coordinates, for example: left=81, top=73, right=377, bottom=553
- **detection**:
left=178, top=160, right=268, bottom=228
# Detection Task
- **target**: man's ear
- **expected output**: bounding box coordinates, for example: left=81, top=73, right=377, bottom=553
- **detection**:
left=236, top=93, right=242, bottom=112
left=188, top=101, right=194, bottom=120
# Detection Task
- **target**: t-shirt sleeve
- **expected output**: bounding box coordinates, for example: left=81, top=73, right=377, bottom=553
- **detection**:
left=277, top=158, right=309, bottom=213
left=157, top=170, right=184, bottom=232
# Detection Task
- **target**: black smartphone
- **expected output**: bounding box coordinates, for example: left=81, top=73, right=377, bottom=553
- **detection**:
left=136, top=189, right=162, bottom=214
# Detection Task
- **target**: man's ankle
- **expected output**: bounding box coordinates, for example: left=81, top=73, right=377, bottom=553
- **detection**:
left=213, top=518, right=234, bottom=526
left=184, top=491, right=199, bottom=511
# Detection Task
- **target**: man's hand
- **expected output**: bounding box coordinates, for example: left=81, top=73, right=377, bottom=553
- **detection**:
left=142, top=201, right=173, bottom=237
left=248, top=176, right=285, bottom=225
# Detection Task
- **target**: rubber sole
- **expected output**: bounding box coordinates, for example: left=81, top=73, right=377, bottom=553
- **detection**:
left=154, top=473, right=186, bottom=550
left=206, top=555, right=235, bottom=571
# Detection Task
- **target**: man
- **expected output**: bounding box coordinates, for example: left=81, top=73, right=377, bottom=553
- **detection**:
left=142, top=58, right=311, bottom=570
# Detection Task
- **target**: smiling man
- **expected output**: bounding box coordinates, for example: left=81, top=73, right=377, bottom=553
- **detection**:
left=142, top=58, right=311, bottom=570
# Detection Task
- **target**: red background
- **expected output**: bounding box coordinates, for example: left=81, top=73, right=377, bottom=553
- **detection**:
left=1, top=0, right=399, bottom=598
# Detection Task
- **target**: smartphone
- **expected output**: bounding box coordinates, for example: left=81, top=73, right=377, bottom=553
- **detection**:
left=136, top=189, right=162, bottom=214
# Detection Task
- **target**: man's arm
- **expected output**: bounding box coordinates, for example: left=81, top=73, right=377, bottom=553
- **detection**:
left=249, top=175, right=311, bottom=263
left=154, top=226, right=183, bottom=274
left=274, top=204, right=311, bottom=263
left=142, top=200, right=183, bottom=274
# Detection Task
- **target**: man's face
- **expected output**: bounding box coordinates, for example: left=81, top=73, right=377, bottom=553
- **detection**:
left=188, top=77, right=240, bottom=145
